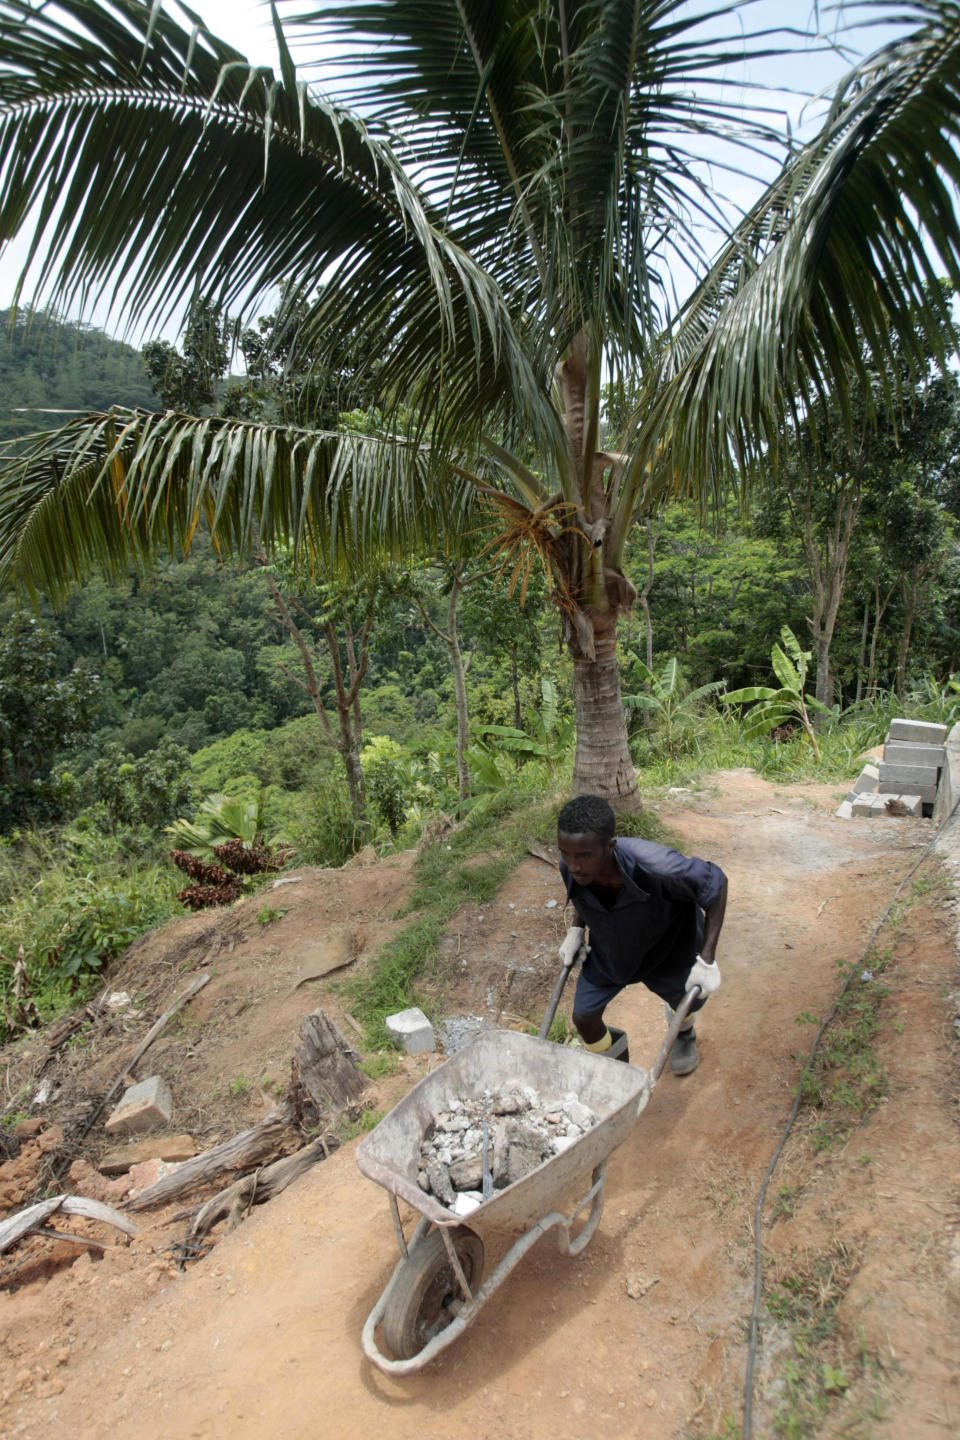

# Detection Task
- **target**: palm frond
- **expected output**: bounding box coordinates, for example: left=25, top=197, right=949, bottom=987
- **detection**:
left=623, top=0, right=960, bottom=507
left=290, top=0, right=796, bottom=360
left=0, top=407, right=481, bottom=601
left=0, top=0, right=561, bottom=446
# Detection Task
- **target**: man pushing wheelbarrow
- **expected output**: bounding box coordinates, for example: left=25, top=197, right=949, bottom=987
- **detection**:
left=356, top=794, right=729, bottom=1372
left=554, top=795, right=728, bottom=1073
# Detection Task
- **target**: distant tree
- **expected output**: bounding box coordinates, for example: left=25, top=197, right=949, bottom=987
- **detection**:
left=143, top=297, right=234, bottom=413
left=760, top=324, right=960, bottom=706
left=460, top=566, right=546, bottom=731
left=259, top=563, right=389, bottom=823
left=0, top=614, right=99, bottom=827
left=630, top=501, right=807, bottom=690
left=221, top=294, right=385, bottom=427
left=82, top=737, right=192, bottom=831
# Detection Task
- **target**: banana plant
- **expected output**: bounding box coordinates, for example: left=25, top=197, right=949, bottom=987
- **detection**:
left=472, top=678, right=575, bottom=768
left=622, top=656, right=726, bottom=758
left=725, top=628, right=833, bottom=757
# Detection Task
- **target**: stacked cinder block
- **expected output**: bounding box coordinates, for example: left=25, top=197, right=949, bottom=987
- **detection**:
left=836, top=718, right=947, bottom=820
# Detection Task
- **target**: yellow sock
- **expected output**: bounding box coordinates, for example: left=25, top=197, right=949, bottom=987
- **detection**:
left=585, top=1029, right=613, bottom=1053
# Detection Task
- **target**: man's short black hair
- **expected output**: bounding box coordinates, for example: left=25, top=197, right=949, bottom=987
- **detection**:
left=557, top=795, right=616, bottom=842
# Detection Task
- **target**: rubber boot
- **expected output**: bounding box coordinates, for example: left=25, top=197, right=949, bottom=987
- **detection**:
left=669, top=1024, right=698, bottom=1075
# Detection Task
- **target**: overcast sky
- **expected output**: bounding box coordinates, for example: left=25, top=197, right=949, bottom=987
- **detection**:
left=0, top=0, right=915, bottom=344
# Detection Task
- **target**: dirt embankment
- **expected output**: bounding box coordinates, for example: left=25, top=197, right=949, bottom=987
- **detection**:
left=1, top=770, right=958, bottom=1440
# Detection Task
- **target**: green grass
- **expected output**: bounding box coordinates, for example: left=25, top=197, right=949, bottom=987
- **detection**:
left=764, top=1244, right=883, bottom=1439
left=0, top=825, right=180, bottom=1042
left=795, top=957, right=893, bottom=1152
left=343, top=790, right=568, bottom=1047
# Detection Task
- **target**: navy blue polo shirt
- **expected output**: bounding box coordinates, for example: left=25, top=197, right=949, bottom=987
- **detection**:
left=560, top=837, right=726, bottom=988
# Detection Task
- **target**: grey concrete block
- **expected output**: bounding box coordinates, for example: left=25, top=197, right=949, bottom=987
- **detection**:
left=852, top=764, right=879, bottom=794
left=851, top=793, right=886, bottom=817
left=835, top=799, right=854, bottom=819
left=386, top=1006, right=435, bottom=1054
left=882, top=740, right=945, bottom=769
left=877, top=760, right=939, bottom=787
left=877, top=777, right=938, bottom=803
left=887, top=718, right=948, bottom=745
left=104, top=1075, right=173, bottom=1137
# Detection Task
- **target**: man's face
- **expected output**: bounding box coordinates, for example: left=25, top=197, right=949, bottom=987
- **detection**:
left=557, top=829, right=615, bottom=886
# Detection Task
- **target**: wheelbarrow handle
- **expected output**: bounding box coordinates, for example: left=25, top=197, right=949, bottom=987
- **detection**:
left=649, top=985, right=701, bottom=1085
left=537, top=945, right=586, bottom=1040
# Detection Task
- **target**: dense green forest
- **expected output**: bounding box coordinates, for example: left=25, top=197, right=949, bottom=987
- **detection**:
left=0, top=306, right=959, bottom=1041
left=0, top=309, right=158, bottom=443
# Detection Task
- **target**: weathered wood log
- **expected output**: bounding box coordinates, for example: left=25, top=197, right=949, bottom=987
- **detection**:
left=185, top=1136, right=329, bottom=1242
left=290, top=1010, right=367, bottom=1129
left=125, top=1009, right=365, bottom=1214
left=0, top=1195, right=138, bottom=1255
left=124, top=1104, right=293, bottom=1213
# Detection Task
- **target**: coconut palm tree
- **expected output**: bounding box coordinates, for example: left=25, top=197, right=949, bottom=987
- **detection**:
left=3, top=0, right=960, bottom=809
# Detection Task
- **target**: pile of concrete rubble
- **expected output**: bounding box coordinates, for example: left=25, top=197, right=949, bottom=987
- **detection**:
left=417, top=1086, right=598, bottom=1216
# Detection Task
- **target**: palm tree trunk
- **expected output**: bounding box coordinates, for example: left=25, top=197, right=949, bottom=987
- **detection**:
left=571, top=635, right=639, bottom=805
left=556, top=329, right=640, bottom=811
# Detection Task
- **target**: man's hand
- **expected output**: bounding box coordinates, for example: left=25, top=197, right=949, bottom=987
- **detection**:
left=686, top=955, right=721, bottom=995
left=559, top=926, right=586, bottom=967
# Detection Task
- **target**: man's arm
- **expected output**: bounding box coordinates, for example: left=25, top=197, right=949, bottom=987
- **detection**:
left=698, top=875, right=727, bottom=965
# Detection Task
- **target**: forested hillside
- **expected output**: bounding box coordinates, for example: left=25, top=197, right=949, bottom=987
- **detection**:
left=0, top=309, right=157, bottom=442
left=0, top=299, right=959, bottom=1047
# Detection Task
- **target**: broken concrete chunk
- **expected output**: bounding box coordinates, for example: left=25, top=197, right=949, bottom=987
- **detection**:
left=99, top=1134, right=198, bottom=1175
left=385, top=1006, right=435, bottom=1055
left=448, top=1153, right=483, bottom=1191
left=426, top=1157, right=455, bottom=1206
left=493, top=1119, right=547, bottom=1188
left=104, top=1075, right=172, bottom=1137
left=491, top=1090, right=526, bottom=1115
left=437, top=1112, right=470, bottom=1132
left=562, top=1099, right=595, bottom=1131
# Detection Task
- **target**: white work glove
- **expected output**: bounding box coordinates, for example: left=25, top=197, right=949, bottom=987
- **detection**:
left=558, top=926, right=586, bottom=967
left=686, top=954, right=721, bottom=995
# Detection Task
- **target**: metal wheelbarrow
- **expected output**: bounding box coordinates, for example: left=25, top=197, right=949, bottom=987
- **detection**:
left=356, top=986, right=699, bottom=1374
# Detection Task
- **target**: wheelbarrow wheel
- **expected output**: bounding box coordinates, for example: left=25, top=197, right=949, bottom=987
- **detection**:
left=383, top=1225, right=485, bottom=1360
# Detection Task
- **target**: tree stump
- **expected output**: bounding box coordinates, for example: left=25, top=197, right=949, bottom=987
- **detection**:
left=290, top=1010, right=368, bottom=1132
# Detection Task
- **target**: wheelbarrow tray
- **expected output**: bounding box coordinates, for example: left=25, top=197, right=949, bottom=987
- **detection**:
left=356, top=1029, right=650, bottom=1236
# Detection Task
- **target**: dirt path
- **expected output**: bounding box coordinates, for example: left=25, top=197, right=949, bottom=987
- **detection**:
left=2, top=770, right=958, bottom=1439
